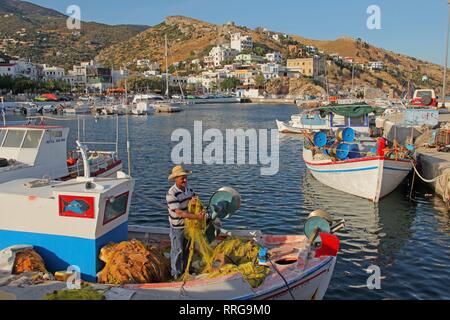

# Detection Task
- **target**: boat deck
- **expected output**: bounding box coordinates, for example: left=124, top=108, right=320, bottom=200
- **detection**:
left=0, top=176, right=128, bottom=198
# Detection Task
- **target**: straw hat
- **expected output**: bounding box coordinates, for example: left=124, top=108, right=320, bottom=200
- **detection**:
left=168, top=165, right=192, bottom=181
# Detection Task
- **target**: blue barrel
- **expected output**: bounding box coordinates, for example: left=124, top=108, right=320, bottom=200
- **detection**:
left=348, top=144, right=360, bottom=159
left=336, top=143, right=350, bottom=160
left=323, top=140, right=335, bottom=156
left=342, top=128, right=356, bottom=143
left=313, top=132, right=327, bottom=148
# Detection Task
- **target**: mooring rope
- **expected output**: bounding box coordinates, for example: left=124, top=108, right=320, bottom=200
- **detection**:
left=410, top=160, right=441, bottom=184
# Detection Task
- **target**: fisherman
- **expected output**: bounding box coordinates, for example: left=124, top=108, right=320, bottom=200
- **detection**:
left=166, top=165, right=206, bottom=280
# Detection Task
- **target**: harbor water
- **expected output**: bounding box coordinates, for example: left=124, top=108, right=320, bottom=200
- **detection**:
left=14, top=103, right=450, bottom=300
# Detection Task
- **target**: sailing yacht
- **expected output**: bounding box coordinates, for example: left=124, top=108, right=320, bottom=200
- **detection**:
left=154, top=34, right=184, bottom=113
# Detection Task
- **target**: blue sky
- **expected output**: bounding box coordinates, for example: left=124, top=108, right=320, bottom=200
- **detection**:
left=29, top=0, right=449, bottom=65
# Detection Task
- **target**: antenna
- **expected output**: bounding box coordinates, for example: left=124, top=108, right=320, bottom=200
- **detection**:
left=443, top=0, right=450, bottom=109
left=126, top=103, right=132, bottom=177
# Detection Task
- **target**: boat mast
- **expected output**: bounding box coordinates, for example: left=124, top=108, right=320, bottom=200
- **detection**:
left=1, top=96, right=5, bottom=126
left=165, top=34, right=169, bottom=98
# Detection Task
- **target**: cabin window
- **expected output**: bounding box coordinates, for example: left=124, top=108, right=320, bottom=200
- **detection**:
left=103, top=192, right=129, bottom=225
left=348, top=116, right=366, bottom=127
left=331, top=115, right=346, bottom=127
left=50, top=131, right=63, bottom=138
left=3, top=130, right=25, bottom=148
left=0, top=130, right=6, bottom=146
left=22, top=130, right=43, bottom=149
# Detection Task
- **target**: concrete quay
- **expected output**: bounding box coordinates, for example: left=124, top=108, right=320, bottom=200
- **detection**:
left=415, top=148, right=450, bottom=205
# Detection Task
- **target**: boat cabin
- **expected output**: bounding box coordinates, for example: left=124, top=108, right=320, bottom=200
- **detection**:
left=0, top=173, right=134, bottom=281
left=0, top=126, right=70, bottom=184
left=293, top=106, right=372, bottom=134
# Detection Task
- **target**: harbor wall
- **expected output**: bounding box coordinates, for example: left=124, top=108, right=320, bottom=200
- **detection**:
left=249, top=98, right=295, bottom=104
left=416, top=148, right=450, bottom=205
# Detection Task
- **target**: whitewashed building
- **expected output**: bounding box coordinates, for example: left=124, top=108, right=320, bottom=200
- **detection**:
left=205, top=45, right=238, bottom=68
left=0, top=60, right=40, bottom=80
left=143, top=70, right=160, bottom=77
left=261, top=63, right=283, bottom=80
left=42, top=65, right=65, bottom=81
left=265, top=52, right=283, bottom=64
left=0, top=63, right=17, bottom=77
left=369, top=61, right=384, bottom=71
left=230, top=33, right=253, bottom=52
left=234, top=54, right=265, bottom=64
left=137, top=59, right=151, bottom=67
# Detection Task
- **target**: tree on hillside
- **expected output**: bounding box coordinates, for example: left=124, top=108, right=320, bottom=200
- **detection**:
left=253, top=73, right=266, bottom=89
left=120, top=76, right=163, bottom=93
left=253, top=46, right=266, bottom=57
left=221, top=77, right=240, bottom=91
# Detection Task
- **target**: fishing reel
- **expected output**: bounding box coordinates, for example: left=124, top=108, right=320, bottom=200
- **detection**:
left=204, top=187, right=241, bottom=243
left=304, top=210, right=346, bottom=246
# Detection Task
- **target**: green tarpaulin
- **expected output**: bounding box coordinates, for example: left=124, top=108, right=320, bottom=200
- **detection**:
left=317, top=103, right=382, bottom=118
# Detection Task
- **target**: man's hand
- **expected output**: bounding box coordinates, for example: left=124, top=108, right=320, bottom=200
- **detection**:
left=196, top=210, right=206, bottom=221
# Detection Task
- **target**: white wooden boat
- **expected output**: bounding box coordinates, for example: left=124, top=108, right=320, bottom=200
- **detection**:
left=303, top=147, right=413, bottom=202
left=131, top=102, right=150, bottom=115
left=276, top=120, right=311, bottom=134
left=154, top=102, right=183, bottom=113
left=125, top=226, right=338, bottom=300
left=62, top=103, right=91, bottom=115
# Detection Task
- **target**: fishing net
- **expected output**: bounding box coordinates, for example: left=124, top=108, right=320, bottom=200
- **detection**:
left=43, top=284, right=105, bottom=300
left=183, top=198, right=271, bottom=288
left=13, top=249, right=47, bottom=274
left=183, top=197, right=213, bottom=281
left=97, top=239, right=170, bottom=285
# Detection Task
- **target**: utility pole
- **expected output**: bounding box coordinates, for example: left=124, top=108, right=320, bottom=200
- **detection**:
left=351, top=62, right=355, bottom=98
left=443, top=0, right=450, bottom=109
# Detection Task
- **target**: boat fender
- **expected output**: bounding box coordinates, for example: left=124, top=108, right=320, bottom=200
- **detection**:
left=342, top=127, right=356, bottom=143
left=0, top=158, right=8, bottom=168
left=377, top=138, right=386, bottom=157
left=313, top=132, right=327, bottom=148
left=335, top=143, right=350, bottom=160
left=315, top=233, right=340, bottom=258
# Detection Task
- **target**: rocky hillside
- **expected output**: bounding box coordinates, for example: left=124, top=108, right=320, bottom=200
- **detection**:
left=0, top=0, right=148, bottom=69
left=291, top=35, right=445, bottom=96
left=98, top=16, right=445, bottom=97
left=97, top=16, right=285, bottom=70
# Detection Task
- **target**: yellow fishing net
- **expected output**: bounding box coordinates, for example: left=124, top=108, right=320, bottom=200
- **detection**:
left=183, top=198, right=271, bottom=288
left=43, top=284, right=105, bottom=300
left=13, top=249, right=47, bottom=275
left=97, top=239, right=170, bottom=285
